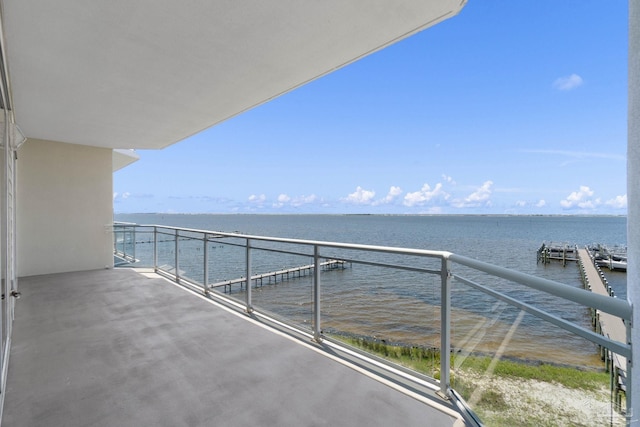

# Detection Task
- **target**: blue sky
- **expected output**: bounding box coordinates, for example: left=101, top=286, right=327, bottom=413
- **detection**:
left=114, top=1, right=629, bottom=215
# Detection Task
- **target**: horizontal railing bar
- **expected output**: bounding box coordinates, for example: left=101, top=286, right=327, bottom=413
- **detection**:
left=208, top=240, right=247, bottom=250
left=154, top=230, right=178, bottom=237
left=154, top=231, right=206, bottom=242
left=204, top=234, right=228, bottom=240
left=454, top=274, right=631, bottom=359
left=322, top=335, right=441, bottom=388
left=208, top=240, right=315, bottom=261
left=449, top=253, right=632, bottom=321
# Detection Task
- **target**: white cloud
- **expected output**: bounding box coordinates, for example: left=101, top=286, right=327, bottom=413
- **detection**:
left=290, top=194, right=318, bottom=207
left=248, top=194, right=266, bottom=204
left=536, top=199, right=547, bottom=208
left=387, top=185, right=403, bottom=198
left=272, top=193, right=291, bottom=208
left=373, top=186, right=403, bottom=205
left=606, top=194, right=627, bottom=209
left=515, top=200, right=526, bottom=207
left=442, top=174, right=456, bottom=185
left=403, top=183, right=448, bottom=207
left=344, top=186, right=376, bottom=204
left=245, top=195, right=266, bottom=210
left=272, top=193, right=319, bottom=208
left=553, top=73, right=584, bottom=91
left=468, top=181, right=492, bottom=202
left=560, top=186, right=601, bottom=209
left=451, top=181, right=493, bottom=208
left=122, top=192, right=131, bottom=199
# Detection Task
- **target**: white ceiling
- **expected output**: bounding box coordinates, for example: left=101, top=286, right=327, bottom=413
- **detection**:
left=3, top=0, right=465, bottom=150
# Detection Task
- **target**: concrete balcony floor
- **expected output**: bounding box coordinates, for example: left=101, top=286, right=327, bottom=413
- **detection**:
left=3, top=268, right=468, bottom=426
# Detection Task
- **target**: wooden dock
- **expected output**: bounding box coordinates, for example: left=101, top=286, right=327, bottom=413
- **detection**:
left=209, top=259, right=349, bottom=293
left=577, top=248, right=628, bottom=410
left=537, top=242, right=578, bottom=266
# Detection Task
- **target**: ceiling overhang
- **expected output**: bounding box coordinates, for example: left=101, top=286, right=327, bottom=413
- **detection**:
left=112, top=149, right=140, bottom=172
left=2, top=1, right=465, bottom=150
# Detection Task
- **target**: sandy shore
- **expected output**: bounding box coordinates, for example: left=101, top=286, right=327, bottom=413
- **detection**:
left=461, top=372, right=625, bottom=426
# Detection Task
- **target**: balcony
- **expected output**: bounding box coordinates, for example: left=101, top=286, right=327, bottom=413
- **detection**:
left=2, top=223, right=632, bottom=426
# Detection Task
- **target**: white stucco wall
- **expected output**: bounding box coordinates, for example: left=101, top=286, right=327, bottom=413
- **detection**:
left=17, top=139, right=113, bottom=277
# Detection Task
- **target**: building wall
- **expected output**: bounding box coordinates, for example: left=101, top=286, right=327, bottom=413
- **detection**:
left=629, top=1, right=639, bottom=421
left=17, top=139, right=113, bottom=277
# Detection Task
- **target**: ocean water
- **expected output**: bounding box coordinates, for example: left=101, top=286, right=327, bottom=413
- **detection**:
left=115, top=213, right=627, bottom=367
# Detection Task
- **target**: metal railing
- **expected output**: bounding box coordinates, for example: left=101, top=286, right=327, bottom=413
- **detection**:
left=113, top=223, right=633, bottom=424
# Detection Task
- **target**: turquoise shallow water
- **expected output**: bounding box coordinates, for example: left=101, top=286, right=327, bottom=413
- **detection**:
left=115, top=213, right=627, bottom=366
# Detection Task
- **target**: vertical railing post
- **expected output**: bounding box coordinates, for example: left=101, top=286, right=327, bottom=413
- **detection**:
left=127, top=227, right=131, bottom=258
left=439, top=256, right=452, bottom=399
left=132, top=226, right=136, bottom=262
left=122, top=226, right=127, bottom=259
left=203, top=234, right=209, bottom=295
left=121, top=227, right=126, bottom=257
left=245, top=238, right=253, bottom=312
left=313, top=245, right=322, bottom=342
left=627, top=318, right=633, bottom=423
left=175, top=229, right=180, bottom=282
left=153, top=227, right=158, bottom=272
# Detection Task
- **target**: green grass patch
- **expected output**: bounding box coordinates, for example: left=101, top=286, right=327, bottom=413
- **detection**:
left=453, top=354, right=609, bottom=391
left=339, top=336, right=441, bottom=377
left=337, top=335, right=608, bottom=391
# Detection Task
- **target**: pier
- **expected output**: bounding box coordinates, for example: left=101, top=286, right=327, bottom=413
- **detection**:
left=537, top=242, right=578, bottom=266
left=210, top=259, right=349, bottom=293
left=577, top=248, right=628, bottom=410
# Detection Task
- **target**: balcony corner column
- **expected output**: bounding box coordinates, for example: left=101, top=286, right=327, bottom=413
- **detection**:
left=628, top=1, right=640, bottom=424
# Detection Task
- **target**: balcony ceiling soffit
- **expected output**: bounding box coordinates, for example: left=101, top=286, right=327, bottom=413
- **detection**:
left=3, top=1, right=464, bottom=150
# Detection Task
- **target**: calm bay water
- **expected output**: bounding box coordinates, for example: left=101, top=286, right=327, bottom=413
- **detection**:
left=115, top=213, right=627, bottom=367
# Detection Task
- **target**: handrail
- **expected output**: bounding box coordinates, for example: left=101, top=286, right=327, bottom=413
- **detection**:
left=113, top=222, right=633, bottom=419
left=115, top=222, right=631, bottom=321
left=115, top=222, right=451, bottom=258
left=449, top=253, right=632, bottom=321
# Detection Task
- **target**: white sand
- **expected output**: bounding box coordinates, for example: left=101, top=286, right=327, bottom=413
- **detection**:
left=460, top=372, right=626, bottom=426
